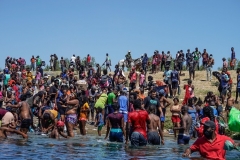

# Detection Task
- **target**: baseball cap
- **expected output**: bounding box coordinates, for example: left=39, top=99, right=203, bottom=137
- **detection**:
left=57, top=121, right=65, bottom=127
left=204, top=120, right=216, bottom=129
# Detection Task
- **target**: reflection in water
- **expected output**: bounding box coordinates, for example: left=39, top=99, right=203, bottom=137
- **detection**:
left=1, top=134, right=240, bottom=160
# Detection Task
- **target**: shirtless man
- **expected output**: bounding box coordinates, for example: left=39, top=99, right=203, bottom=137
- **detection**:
left=147, top=105, right=164, bottom=145
left=226, top=92, right=234, bottom=121
left=6, top=100, right=33, bottom=134
left=158, top=89, right=171, bottom=131
left=49, top=121, right=68, bottom=139
left=174, top=105, right=192, bottom=145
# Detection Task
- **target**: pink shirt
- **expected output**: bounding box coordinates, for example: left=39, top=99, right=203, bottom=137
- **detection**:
left=35, top=72, right=41, bottom=80
left=139, top=74, right=145, bottom=85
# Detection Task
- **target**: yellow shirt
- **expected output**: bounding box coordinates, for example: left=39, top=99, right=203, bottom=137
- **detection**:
left=50, top=110, right=58, bottom=119
left=27, top=72, right=33, bottom=82
left=79, top=102, right=89, bottom=120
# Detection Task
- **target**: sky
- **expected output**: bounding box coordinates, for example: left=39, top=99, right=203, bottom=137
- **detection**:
left=0, top=0, right=239, bottom=70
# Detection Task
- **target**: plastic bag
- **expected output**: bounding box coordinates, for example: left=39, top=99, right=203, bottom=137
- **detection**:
left=228, top=107, right=240, bottom=132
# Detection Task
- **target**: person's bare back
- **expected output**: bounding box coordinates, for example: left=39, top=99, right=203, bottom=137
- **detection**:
left=179, top=114, right=192, bottom=135
left=19, top=101, right=32, bottom=120
left=147, top=113, right=160, bottom=132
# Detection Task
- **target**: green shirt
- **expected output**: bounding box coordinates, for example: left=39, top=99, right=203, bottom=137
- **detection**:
left=107, top=92, right=116, bottom=105
left=95, top=93, right=108, bottom=109
left=193, top=51, right=201, bottom=61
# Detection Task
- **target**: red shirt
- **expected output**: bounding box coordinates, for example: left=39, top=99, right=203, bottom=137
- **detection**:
left=87, top=56, right=91, bottom=63
left=11, top=63, right=17, bottom=70
left=128, top=110, right=149, bottom=139
left=190, top=134, right=234, bottom=160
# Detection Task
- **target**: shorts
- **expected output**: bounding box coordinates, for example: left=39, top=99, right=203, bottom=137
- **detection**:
left=147, top=131, right=160, bottom=145
left=65, top=114, right=77, bottom=124
left=160, top=116, right=165, bottom=122
left=98, top=124, right=104, bottom=131
left=171, top=81, right=178, bottom=89
left=160, top=108, right=166, bottom=122
left=221, top=88, right=228, bottom=96
left=79, top=117, right=87, bottom=121
left=1, top=112, right=14, bottom=126
left=131, top=131, right=147, bottom=147
left=177, top=134, right=190, bottom=145
left=21, top=119, right=32, bottom=129
left=109, top=128, right=123, bottom=142
left=171, top=115, right=181, bottom=123
left=119, top=110, right=128, bottom=122
left=177, top=62, right=183, bottom=70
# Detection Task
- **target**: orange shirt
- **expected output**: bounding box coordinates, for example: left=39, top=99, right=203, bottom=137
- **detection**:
left=138, top=93, right=145, bottom=101
left=79, top=102, right=89, bottom=120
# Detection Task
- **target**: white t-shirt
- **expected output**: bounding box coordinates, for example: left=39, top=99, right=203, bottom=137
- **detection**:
left=71, top=56, right=76, bottom=63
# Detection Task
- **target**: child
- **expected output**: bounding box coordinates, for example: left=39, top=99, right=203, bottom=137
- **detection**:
left=79, top=96, right=90, bottom=135
left=95, top=107, right=104, bottom=136
left=49, top=121, right=68, bottom=139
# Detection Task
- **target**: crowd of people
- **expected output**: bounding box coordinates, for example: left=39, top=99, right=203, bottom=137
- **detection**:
left=0, top=47, right=239, bottom=159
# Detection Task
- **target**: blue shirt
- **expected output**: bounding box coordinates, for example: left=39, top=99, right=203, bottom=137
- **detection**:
left=118, top=95, right=128, bottom=111
left=221, top=74, right=229, bottom=88
left=97, top=113, right=104, bottom=126
left=142, top=56, right=148, bottom=64
left=164, top=70, right=172, bottom=81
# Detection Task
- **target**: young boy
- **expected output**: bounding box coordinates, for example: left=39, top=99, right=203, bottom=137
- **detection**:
left=95, top=107, right=104, bottom=136
left=49, top=121, right=68, bottom=139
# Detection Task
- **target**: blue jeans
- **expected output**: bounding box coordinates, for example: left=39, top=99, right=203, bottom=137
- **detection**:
left=31, top=63, right=35, bottom=71
left=206, top=67, right=212, bottom=81
left=107, top=105, right=114, bottom=114
left=142, top=63, right=147, bottom=73
left=131, top=132, right=147, bottom=147
left=61, top=66, right=66, bottom=73
left=109, top=128, right=123, bottom=142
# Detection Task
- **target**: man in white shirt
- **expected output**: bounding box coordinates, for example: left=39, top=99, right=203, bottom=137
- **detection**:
left=71, top=54, right=76, bottom=64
